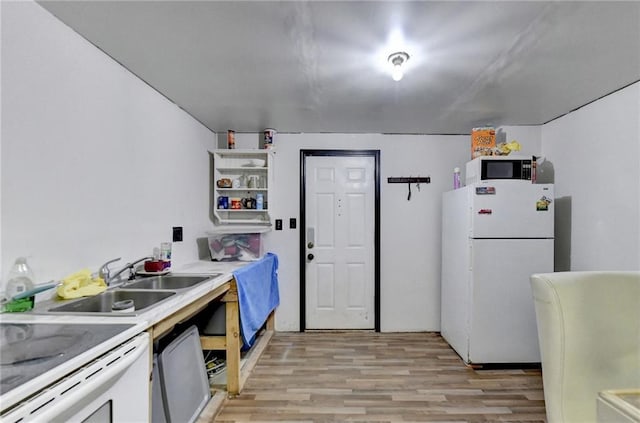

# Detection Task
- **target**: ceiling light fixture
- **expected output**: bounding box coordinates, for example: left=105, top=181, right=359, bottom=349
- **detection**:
left=388, top=51, right=410, bottom=82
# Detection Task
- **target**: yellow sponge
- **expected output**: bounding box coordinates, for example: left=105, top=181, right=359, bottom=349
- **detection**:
left=57, top=269, right=107, bottom=299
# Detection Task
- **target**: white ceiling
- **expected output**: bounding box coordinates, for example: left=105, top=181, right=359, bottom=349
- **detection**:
left=38, top=1, right=640, bottom=135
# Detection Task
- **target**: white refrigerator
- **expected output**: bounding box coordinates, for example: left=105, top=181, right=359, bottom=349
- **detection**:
left=441, top=181, right=554, bottom=364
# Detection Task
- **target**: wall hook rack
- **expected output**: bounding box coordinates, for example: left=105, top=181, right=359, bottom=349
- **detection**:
left=387, top=177, right=431, bottom=184
left=387, top=177, right=431, bottom=201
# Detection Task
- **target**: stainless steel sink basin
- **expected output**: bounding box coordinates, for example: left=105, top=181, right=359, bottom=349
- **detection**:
left=123, top=274, right=219, bottom=290
left=47, top=290, right=176, bottom=315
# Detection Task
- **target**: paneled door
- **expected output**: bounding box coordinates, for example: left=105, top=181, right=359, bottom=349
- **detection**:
left=304, top=154, right=376, bottom=329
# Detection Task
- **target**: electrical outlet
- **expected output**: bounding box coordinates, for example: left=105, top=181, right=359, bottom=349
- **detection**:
left=289, top=218, right=296, bottom=229
left=172, top=226, right=183, bottom=242
left=275, top=219, right=283, bottom=230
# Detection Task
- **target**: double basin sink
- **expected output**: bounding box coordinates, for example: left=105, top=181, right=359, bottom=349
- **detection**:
left=38, top=274, right=222, bottom=316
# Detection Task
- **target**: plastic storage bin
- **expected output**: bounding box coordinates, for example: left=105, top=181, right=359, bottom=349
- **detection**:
left=208, top=233, right=262, bottom=261
left=152, top=354, right=168, bottom=423
left=157, top=326, right=210, bottom=423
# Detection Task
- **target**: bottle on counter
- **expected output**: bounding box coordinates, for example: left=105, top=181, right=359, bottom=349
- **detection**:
left=153, top=247, right=161, bottom=261
left=5, top=257, right=35, bottom=299
left=453, top=167, right=461, bottom=189
left=160, top=242, right=172, bottom=268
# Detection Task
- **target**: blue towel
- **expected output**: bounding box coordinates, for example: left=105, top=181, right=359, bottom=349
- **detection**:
left=232, top=253, right=280, bottom=348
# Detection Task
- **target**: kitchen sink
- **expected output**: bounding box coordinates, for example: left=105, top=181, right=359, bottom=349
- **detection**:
left=46, top=290, right=176, bottom=315
left=123, top=274, right=219, bottom=290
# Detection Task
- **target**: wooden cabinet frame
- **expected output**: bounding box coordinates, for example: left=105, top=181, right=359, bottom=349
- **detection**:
left=148, top=277, right=273, bottom=396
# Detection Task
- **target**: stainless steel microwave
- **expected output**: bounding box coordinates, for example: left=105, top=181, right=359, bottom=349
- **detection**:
left=465, top=156, right=534, bottom=184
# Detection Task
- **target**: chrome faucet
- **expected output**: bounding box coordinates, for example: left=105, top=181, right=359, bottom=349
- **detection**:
left=98, top=257, right=121, bottom=284
left=98, top=256, right=153, bottom=286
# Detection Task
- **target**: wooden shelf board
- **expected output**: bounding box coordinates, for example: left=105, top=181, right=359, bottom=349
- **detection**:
left=204, top=329, right=274, bottom=391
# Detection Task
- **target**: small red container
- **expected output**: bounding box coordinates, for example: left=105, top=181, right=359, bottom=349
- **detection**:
left=144, top=260, right=165, bottom=272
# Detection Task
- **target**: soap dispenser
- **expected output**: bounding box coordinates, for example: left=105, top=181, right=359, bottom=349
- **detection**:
left=6, top=257, right=35, bottom=299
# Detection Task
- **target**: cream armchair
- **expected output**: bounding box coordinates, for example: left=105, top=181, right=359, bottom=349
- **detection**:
left=530, top=271, right=640, bottom=423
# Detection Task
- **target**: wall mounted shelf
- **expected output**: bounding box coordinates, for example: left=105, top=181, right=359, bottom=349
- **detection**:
left=210, top=149, right=272, bottom=228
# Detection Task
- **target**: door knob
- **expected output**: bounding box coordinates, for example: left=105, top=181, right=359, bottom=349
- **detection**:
left=307, top=242, right=314, bottom=249
left=307, top=253, right=314, bottom=261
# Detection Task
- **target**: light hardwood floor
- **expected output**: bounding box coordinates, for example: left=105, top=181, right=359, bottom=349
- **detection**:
left=214, top=332, right=546, bottom=422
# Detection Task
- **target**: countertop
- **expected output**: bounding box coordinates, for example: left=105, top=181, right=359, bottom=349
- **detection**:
left=0, top=259, right=249, bottom=412
left=0, top=260, right=245, bottom=326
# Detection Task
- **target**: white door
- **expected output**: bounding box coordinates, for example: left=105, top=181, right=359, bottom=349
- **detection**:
left=305, top=155, right=375, bottom=329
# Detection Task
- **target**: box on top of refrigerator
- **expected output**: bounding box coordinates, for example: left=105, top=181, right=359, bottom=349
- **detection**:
left=471, top=127, right=496, bottom=159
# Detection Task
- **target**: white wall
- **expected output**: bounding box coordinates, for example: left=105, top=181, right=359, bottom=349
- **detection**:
left=262, top=133, right=469, bottom=331
left=541, top=83, right=640, bottom=271
left=1, top=2, right=215, bottom=289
